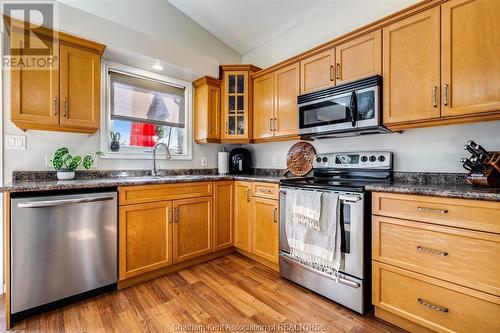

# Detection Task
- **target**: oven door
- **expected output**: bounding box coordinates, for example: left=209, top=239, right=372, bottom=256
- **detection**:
left=298, top=91, right=356, bottom=135
left=279, top=187, right=365, bottom=279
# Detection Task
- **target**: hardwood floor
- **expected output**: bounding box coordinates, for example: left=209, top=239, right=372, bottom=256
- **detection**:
left=0, top=254, right=404, bottom=332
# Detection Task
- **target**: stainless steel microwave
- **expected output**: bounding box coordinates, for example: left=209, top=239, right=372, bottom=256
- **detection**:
left=298, top=75, right=390, bottom=139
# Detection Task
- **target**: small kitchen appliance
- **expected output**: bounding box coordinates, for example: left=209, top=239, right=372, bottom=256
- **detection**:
left=279, top=151, right=393, bottom=314
left=229, top=148, right=253, bottom=174
left=298, top=75, right=390, bottom=139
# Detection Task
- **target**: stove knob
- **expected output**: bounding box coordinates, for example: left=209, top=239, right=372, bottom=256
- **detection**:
left=369, top=156, right=376, bottom=162
left=361, top=156, right=368, bottom=162
left=316, top=157, right=322, bottom=163
left=322, top=157, right=328, bottom=163
left=378, top=155, right=386, bottom=162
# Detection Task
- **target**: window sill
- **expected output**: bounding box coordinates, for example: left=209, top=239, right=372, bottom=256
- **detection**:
left=100, top=151, right=192, bottom=161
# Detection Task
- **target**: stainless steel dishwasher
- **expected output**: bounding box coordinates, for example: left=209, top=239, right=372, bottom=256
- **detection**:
left=11, top=191, right=117, bottom=317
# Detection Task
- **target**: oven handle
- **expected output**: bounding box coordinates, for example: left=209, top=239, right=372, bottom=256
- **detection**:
left=280, top=253, right=361, bottom=289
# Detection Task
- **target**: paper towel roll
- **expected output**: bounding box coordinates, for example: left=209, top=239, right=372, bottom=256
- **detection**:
left=218, top=152, right=229, bottom=175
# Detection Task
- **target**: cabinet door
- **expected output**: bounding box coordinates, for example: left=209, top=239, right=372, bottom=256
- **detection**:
left=194, top=77, right=221, bottom=143
left=214, top=181, right=233, bottom=251
left=383, top=7, right=441, bottom=124
left=253, top=73, right=275, bottom=140
left=10, top=32, right=59, bottom=127
left=441, top=0, right=500, bottom=117
left=59, top=43, right=100, bottom=130
left=222, top=71, right=249, bottom=140
left=252, top=197, right=279, bottom=264
left=173, top=196, right=212, bottom=263
left=300, top=48, right=335, bottom=94
left=275, top=63, right=299, bottom=137
left=335, top=30, right=382, bottom=84
left=234, top=182, right=252, bottom=252
left=119, top=201, right=173, bottom=280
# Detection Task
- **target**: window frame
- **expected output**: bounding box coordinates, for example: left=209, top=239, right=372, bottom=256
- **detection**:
left=100, top=60, right=193, bottom=160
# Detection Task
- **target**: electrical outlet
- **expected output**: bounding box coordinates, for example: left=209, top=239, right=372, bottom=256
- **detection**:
left=201, top=157, right=208, bottom=167
left=5, top=135, right=26, bottom=150
left=272, top=157, right=278, bottom=167
left=45, top=155, right=54, bottom=168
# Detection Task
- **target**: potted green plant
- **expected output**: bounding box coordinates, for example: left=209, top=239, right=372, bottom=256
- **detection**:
left=52, top=147, right=103, bottom=180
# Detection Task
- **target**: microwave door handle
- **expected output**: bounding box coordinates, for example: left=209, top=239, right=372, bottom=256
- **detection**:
left=349, top=91, right=357, bottom=127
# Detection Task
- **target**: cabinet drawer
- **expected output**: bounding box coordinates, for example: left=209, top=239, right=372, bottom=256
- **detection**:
left=252, top=183, right=279, bottom=200
left=372, top=192, right=500, bottom=234
left=119, top=182, right=213, bottom=205
left=373, top=262, right=500, bottom=333
left=373, top=216, right=500, bottom=296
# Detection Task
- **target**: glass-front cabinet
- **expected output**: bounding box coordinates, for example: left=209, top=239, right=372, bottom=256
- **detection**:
left=221, top=65, right=260, bottom=143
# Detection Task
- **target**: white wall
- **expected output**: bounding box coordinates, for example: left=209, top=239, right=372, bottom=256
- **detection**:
left=242, top=0, right=417, bottom=67
left=245, top=121, right=500, bottom=173
left=3, top=2, right=241, bottom=183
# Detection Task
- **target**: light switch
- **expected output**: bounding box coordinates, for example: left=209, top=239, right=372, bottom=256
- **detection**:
left=201, top=157, right=208, bottom=167
left=5, top=135, right=26, bottom=150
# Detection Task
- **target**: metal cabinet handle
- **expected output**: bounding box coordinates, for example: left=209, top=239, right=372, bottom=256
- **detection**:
left=174, top=207, right=179, bottom=223
left=417, top=206, right=448, bottom=214
left=416, top=245, right=448, bottom=257
left=259, top=188, right=272, bottom=193
left=18, top=195, right=115, bottom=208
left=329, top=65, right=334, bottom=81
left=63, top=98, right=68, bottom=117
left=225, top=121, right=228, bottom=135
left=53, top=97, right=58, bottom=115
left=274, top=117, right=278, bottom=132
left=443, top=83, right=449, bottom=106
left=273, top=207, right=278, bottom=223
left=417, top=298, right=449, bottom=313
left=169, top=208, right=173, bottom=224
left=269, top=118, right=273, bottom=131
left=432, top=86, right=438, bottom=108
left=246, top=188, right=251, bottom=202
left=336, top=63, right=340, bottom=80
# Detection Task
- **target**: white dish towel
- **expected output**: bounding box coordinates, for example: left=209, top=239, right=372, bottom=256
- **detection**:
left=288, top=189, right=322, bottom=230
left=285, top=189, right=342, bottom=273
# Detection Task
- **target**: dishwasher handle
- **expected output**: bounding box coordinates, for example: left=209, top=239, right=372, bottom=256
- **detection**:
left=17, top=195, right=115, bottom=208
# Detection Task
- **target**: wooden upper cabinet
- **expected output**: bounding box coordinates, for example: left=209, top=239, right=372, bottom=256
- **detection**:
left=441, top=0, right=500, bottom=117
left=253, top=73, right=275, bottom=140
left=383, top=7, right=441, bottom=124
left=173, top=196, right=212, bottom=264
left=194, top=76, right=221, bottom=143
left=335, top=30, right=382, bottom=84
left=275, top=63, right=299, bottom=137
left=10, top=32, right=59, bottom=127
left=234, top=182, right=252, bottom=252
left=252, top=197, right=279, bottom=264
left=119, top=201, right=173, bottom=280
left=300, top=48, right=335, bottom=94
left=214, top=181, right=234, bottom=251
left=59, top=43, right=100, bottom=130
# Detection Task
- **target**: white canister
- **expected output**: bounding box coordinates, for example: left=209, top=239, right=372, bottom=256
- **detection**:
left=218, top=152, right=229, bottom=175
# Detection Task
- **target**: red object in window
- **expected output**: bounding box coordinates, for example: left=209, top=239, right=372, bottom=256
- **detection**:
left=130, top=123, right=156, bottom=147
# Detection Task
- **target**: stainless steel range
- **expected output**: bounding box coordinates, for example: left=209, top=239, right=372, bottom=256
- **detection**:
left=279, top=151, right=393, bottom=314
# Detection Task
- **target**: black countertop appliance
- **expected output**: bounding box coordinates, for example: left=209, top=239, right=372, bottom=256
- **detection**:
left=229, top=148, right=253, bottom=174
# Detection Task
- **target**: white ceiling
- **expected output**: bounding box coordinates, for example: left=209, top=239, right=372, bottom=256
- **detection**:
left=166, top=0, right=338, bottom=55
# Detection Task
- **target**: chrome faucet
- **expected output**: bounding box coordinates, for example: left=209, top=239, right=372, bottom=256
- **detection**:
left=152, top=142, right=171, bottom=176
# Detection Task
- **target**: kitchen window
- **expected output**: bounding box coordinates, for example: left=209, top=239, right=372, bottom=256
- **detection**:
left=101, top=61, right=192, bottom=159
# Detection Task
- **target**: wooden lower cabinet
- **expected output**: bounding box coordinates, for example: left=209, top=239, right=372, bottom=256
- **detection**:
left=173, top=196, right=212, bottom=263
left=234, top=182, right=253, bottom=252
left=252, top=197, right=279, bottom=264
left=214, top=181, right=234, bottom=251
left=119, top=201, right=173, bottom=280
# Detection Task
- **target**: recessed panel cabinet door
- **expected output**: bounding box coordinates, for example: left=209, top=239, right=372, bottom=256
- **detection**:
left=59, top=43, right=100, bottom=129
left=214, top=181, right=234, bottom=251
left=441, top=0, right=500, bottom=117
left=234, top=182, right=252, bottom=252
left=383, top=7, right=441, bottom=124
left=335, top=30, right=382, bottom=84
left=10, top=32, right=59, bottom=126
left=173, top=196, right=212, bottom=263
left=119, top=201, right=173, bottom=280
left=275, top=63, right=299, bottom=137
left=252, top=197, right=279, bottom=263
left=253, top=73, right=275, bottom=140
left=300, top=48, right=336, bottom=94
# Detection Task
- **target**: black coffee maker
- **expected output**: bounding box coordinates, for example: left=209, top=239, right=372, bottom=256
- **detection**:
left=229, top=148, right=253, bottom=174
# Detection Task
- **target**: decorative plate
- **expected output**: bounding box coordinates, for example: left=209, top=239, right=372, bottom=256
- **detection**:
left=286, top=142, right=316, bottom=177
